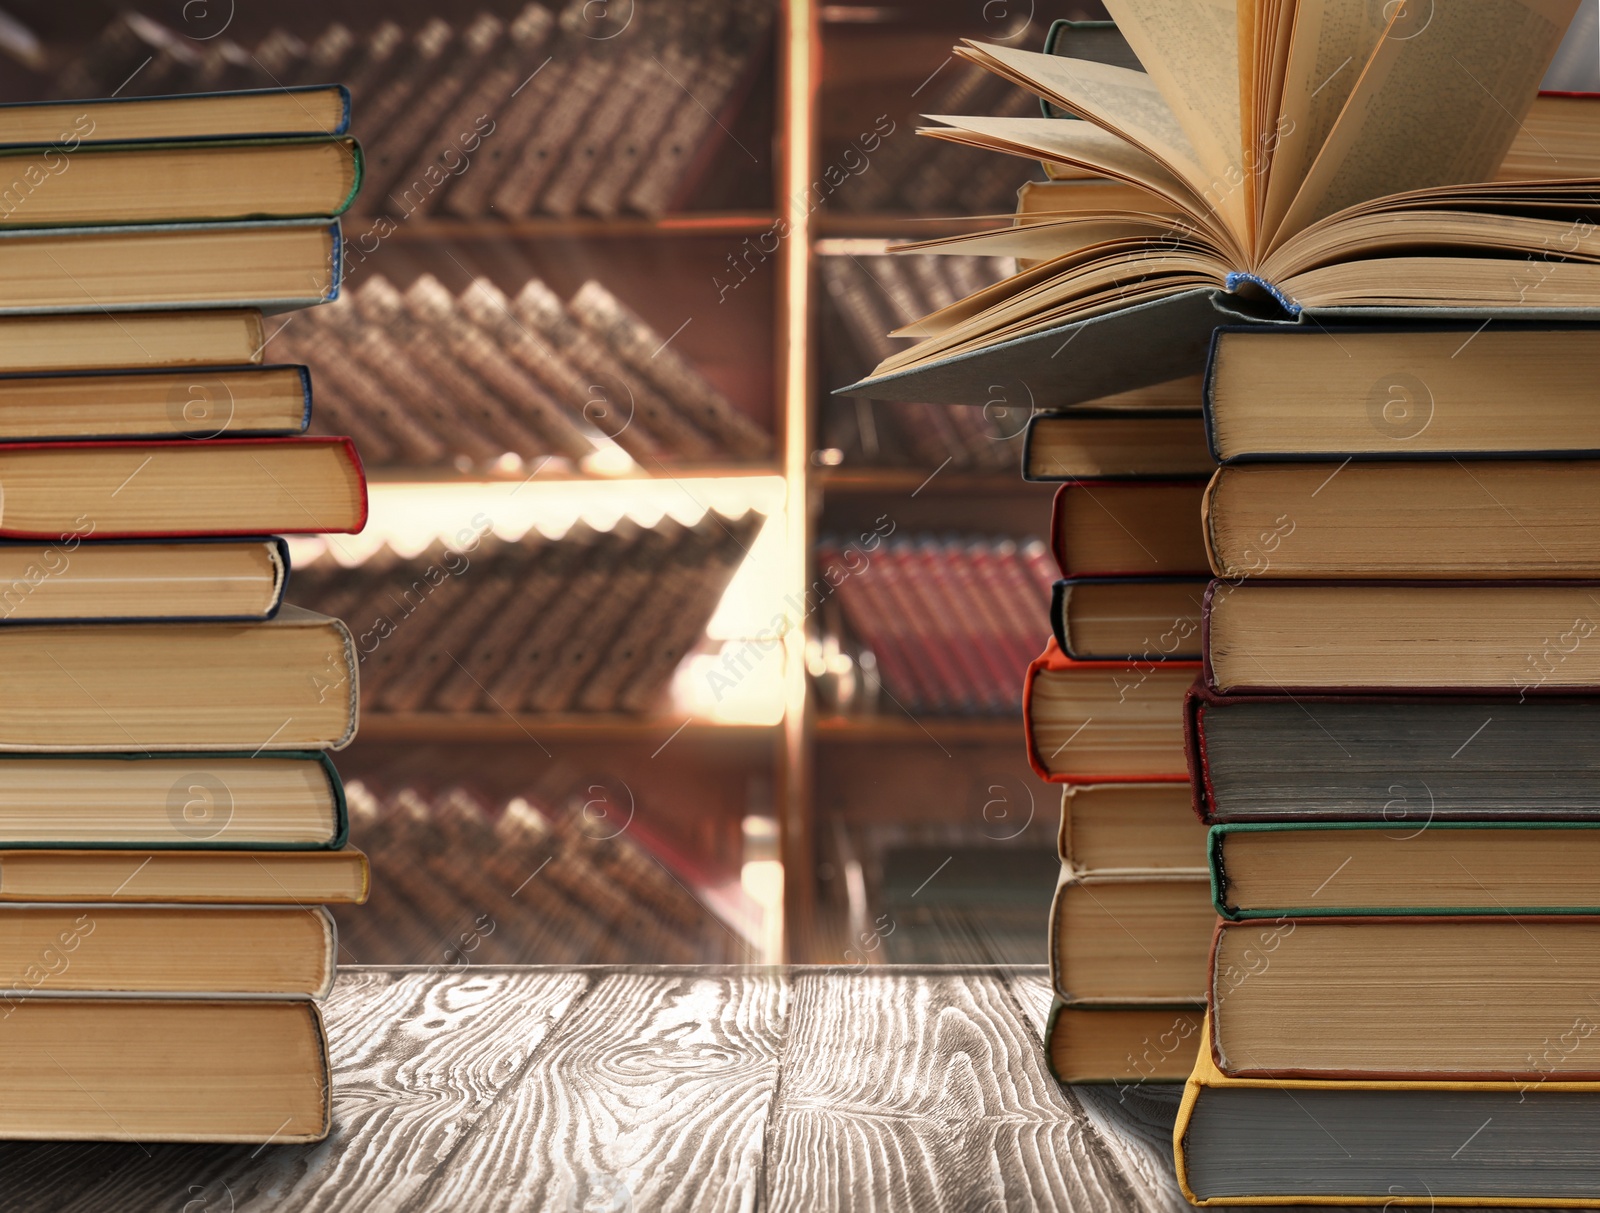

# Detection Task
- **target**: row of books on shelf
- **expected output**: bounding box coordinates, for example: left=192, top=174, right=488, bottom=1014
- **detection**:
left=819, top=252, right=1022, bottom=471
left=1021, top=320, right=1600, bottom=1206
left=290, top=272, right=770, bottom=469
left=0, top=87, right=375, bottom=1144
left=827, top=55, right=1040, bottom=216
left=333, top=780, right=744, bottom=966
left=815, top=533, right=1052, bottom=717
left=53, top=1, right=775, bottom=219
left=294, top=512, right=762, bottom=717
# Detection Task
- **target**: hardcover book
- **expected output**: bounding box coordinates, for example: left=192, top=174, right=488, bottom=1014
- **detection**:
left=1175, top=1013, right=1600, bottom=1206
left=0, top=437, right=365, bottom=537
left=1025, top=638, right=1198, bottom=782
left=1203, top=580, right=1600, bottom=692
left=1185, top=683, right=1600, bottom=822
left=1206, top=915, right=1600, bottom=1079
left=840, top=0, right=1592, bottom=406
left=1051, top=479, right=1210, bottom=577
left=0, top=219, right=343, bottom=313
left=1051, top=576, right=1206, bottom=661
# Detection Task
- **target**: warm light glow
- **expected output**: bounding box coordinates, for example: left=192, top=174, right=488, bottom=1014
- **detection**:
left=671, top=646, right=786, bottom=724
left=740, top=859, right=785, bottom=963
left=286, top=476, right=792, bottom=724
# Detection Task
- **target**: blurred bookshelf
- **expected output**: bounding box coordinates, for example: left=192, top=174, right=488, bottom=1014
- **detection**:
left=0, top=0, right=1103, bottom=963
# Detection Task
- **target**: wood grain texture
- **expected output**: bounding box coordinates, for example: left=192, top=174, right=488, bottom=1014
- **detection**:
left=0, top=967, right=588, bottom=1213
left=0, top=965, right=1217, bottom=1213
left=764, top=969, right=1142, bottom=1213
left=413, top=969, right=786, bottom=1212
left=1008, top=967, right=1209, bottom=1213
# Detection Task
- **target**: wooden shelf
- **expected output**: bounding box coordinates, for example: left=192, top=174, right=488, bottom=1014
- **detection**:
left=342, top=212, right=784, bottom=241
left=814, top=715, right=1021, bottom=744
left=813, top=213, right=1006, bottom=240
left=365, top=462, right=785, bottom=486
left=813, top=467, right=1038, bottom=495
left=358, top=713, right=782, bottom=745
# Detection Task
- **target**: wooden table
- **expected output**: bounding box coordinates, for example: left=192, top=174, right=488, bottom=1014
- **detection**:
left=0, top=966, right=1193, bottom=1212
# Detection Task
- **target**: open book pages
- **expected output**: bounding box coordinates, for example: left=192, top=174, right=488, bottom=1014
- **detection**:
left=872, top=0, right=1594, bottom=380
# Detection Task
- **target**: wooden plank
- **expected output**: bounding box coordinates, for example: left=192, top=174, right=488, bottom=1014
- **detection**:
left=0, top=967, right=590, bottom=1213
left=411, top=970, right=786, bottom=1213
left=1006, top=968, right=1205, bottom=1213
left=766, top=969, right=1146, bottom=1212
left=1007, top=968, right=1056, bottom=1039
left=0, top=968, right=406, bottom=1212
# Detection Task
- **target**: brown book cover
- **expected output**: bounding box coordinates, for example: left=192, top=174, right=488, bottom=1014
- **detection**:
left=352, top=277, right=548, bottom=461
left=402, top=277, right=594, bottom=462
left=361, top=16, right=499, bottom=205
left=396, top=6, right=555, bottom=211
left=305, top=295, right=471, bottom=463
left=575, top=515, right=722, bottom=712
left=569, top=280, right=771, bottom=458
left=581, top=13, right=708, bottom=217
left=431, top=526, right=594, bottom=712
left=489, top=8, right=630, bottom=216
left=379, top=536, right=538, bottom=714
left=616, top=511, right=763, bottom=713
left=528, top=519, right=686, bottom=712
left=512, top=280, right=703, bottom=460
left=489, top=520, right=643, bottom=709
left=625, top=0, right=773, bottom=215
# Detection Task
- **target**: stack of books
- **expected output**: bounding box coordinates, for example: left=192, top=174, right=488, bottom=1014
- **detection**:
left=1017, top=377, right=1216, bottom=1087
left=295, top=511, right=764, bottom=716
left=0, top=87, right=368, bottom=1143
left=286, top=274, right=770, bottom=470
left=1180, top=322, right=1600, bottom=1203
left=838, top=0, right=1600, bottom=1202
left=55, top=1, right=776, bottom=218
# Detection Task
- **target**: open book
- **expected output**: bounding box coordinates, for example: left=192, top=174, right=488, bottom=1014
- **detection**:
left=847, top=0, right=1595, bottom=403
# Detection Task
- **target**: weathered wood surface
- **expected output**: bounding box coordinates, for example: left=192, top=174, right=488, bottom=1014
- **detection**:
left=0, top=964, right=1201, bottom=1212
left=415, top=970, right=786, bottom=1212
left=765, top=968, right=1144, bottom=1212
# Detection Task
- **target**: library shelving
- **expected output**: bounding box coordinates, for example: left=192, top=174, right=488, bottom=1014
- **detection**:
left=6, top=0, right=1103, bottom=962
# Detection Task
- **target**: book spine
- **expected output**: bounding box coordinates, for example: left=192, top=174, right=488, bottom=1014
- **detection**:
left=440, top=25, right=581, bottom=218
left=581, top=36, right=705, bottom=216
left=817, top=540, right=942, bottom=713
left=352, top=278, right=550, bottom=462
left=511, top=280, right=699, bottom=461
left=567, top=280, right=771, bottom=458
left=615, top=513, right=760, bottom=714
left=489, top=525, right=638, bottom=710
left=489, top=41, right=621, bottom=216
left=402, top=278, right=594, bottom=462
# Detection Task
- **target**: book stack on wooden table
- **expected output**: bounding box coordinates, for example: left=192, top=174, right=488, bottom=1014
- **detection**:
left=1176, top=322, right=1600, bottom=1203
left=0, top=86, right=368, bottom=1144
left=1017, top=374, right=1217, bottom=1087
left=837, top=0, right=1600, bottom=1201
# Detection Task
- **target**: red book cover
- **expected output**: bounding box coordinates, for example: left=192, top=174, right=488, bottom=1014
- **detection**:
left=0, top=436, right=367, bottom=539
left=931, top=538, right=1025, bottom=711
left=898, top=540, right=1005, bottom=712
left=1024, top=636, right=1201, bottom=785
left=817, top=540, right=942, bottom=712
left=966, top=539, right=1049, bottom=675
left=875, top=541, right=979, bottom=713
